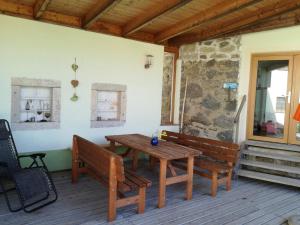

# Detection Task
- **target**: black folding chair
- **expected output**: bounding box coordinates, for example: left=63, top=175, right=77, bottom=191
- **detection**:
left=0, top=119, right=57, bottom=212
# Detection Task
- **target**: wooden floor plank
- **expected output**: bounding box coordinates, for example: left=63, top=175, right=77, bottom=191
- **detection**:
left=0, top=167, right=299, bottom=225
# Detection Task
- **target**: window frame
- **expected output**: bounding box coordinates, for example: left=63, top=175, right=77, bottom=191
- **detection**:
left=91, top=83, right=126, bottom=128
left=11, top=77, right=61, bottom=130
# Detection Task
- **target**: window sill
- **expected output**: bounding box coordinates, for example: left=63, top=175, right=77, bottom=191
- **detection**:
left=11, top=122, right=60, bottom=131
left=91, top=120, right=125, bottom=128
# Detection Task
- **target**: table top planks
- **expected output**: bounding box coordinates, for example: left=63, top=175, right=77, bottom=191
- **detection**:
left=106, top=134, right=201, bottom=160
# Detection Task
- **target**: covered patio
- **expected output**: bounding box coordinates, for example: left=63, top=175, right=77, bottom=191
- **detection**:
left=1, top=0, right=300, bottom=224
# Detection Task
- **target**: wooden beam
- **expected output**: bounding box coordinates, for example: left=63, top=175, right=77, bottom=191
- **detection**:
left=122, top=0, right=192, bottom=36
left=170, top=0, right=300, bottom=45
left=219, top=11, right=300, bottom=39
left=34, top=0, right=51, bottom=19
left=82, top=0, right=120, bottom=29
left=0, top=0, right=32, bottom=18
left=41, top=11, right=81, bottom=27
left=155, top=0, right=262, bottom=43
left=0, top=0, right=81, bottom=27
left=87, top=21, right=155, bottom=42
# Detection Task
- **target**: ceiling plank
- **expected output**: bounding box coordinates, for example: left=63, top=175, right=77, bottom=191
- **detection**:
left=82, top=0, right=120, bottom=29
left=34, top=0, right=51, bottom=19
left=0, top=0, right=81, bottom=27
left=155, top=0, right=262, bottom=43
left=0, top=0, right=154, bottom=43
left=122, top=0, right=192, bottom=36
left=169, top=0, right=300, bottom=45
left=225, top=13, right=300, bottom=38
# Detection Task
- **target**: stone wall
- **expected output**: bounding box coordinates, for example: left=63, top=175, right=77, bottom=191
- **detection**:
left=161, top=52, right=174, bottom=124
left=179, top=36, right=241, bottom=142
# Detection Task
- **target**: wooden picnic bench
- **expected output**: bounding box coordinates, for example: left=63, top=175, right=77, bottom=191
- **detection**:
left=161, top=130, right=240, bottom=197
left=106, top=134, right=201, bottom=208
left=71, top=135, right=151, bottom=222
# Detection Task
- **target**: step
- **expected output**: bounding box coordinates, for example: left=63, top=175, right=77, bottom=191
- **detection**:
left=242, top=149, right=300, bottom=163
left=245, top=140, right=300, bottom=153
left=240, top=159, right=300, bottom=174
left=238, top=169, right=300, bottom=188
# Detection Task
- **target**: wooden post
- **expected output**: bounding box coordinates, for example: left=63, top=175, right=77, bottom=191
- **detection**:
left=71, top=136, right=79, bottom=183
left=132, top=150, right=139, bottom=171
left=180, top=77, right=188, bottom=133
left=226, top=168, right=233, bottom=191
left=211, top=171, right=218, bottom=197
left=158, top=159, right=167, bottom=208
left=149, top=156, right=156, bottom=169
left=137, top=187, right=146, bottom=214
left=186, top=156, right=194, bottom=200
left=108, top=157, right=117, bottom=222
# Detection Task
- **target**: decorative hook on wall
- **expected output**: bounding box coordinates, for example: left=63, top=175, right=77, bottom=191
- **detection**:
left=70, top=58, right=79, bottom=101
left=145, top=54, right=153, bottom=69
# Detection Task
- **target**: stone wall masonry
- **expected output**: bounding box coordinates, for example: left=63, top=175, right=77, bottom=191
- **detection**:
left=179, top=36, right=241, bottom=142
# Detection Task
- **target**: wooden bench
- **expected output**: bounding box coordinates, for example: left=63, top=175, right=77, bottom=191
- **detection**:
left=71, top=135, right=152, bottom=222
left=161, top=130, right=240, bottom=197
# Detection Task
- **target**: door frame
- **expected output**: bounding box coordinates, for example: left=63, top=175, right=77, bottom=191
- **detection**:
left=247, top=54, right=294, bottom=143
left=288, top=55, right=300, bottom=145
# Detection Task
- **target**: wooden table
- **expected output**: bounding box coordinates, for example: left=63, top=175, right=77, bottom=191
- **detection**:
left=105, top=134, right=201, bottom=208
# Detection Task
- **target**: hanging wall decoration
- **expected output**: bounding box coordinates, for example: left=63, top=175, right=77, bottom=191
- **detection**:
left=70, top=58, right=79, bottom=101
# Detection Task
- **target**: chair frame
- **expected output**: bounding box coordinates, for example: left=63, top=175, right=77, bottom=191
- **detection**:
left=0, top=119, right=58, bottom=213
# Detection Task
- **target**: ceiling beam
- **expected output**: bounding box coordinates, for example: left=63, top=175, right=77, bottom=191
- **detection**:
left=0, top=0, right=154, bottom=43
left=170, top=0, right=300, bottom=45
left=225, top=12, right=300, bottom=38
left=34, top=0, right=51, bottom=19
left=82, top=0, right=120, bottom=29
left=155, top=0, right=262, bottom=43
left=122, top=0, right=192, bottom=36
left=0, top=0, right=81, bottom=27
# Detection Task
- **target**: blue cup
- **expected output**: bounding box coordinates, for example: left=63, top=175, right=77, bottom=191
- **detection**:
left=151, top=136, right=159, bottom=146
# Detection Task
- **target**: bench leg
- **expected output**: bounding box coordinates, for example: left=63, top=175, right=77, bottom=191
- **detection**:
left=138, top=187, right=146, bottom=214
left=226, top=169, right=232, bottom=191
left=211, top=172, right=218, bottom=197
left=132, top=150, right=139, bottom=171
left=108, top=189, right=117, bottom=222
left=71, top=161, right=78, bottom=183
left=149, top=156, right=156, bottom=169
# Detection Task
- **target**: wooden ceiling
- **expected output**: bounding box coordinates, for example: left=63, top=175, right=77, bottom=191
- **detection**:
left=1, top=0, right=300, bottom=47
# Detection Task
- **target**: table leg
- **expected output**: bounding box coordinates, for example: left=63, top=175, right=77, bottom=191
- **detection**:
left=132, top=150, right=139, bottom=171
left=158, top=159, right=167, bottom=208
left=186, top=156, right=194, bottom=200
left=109, top=141, right=116, bottom=152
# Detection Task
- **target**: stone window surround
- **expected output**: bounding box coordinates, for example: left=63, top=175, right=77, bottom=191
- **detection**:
left=11, top=77, right=61, bottom=131
left=91, top=83, right=127, bottom=128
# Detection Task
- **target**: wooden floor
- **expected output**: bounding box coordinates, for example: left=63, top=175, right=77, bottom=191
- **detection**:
left=0, top=164, right=299, bottom=225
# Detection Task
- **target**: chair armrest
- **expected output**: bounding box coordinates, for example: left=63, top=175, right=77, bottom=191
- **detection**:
left=18, top=153, right=47, bottom=170
left=18, top=153, right=46, bottom=159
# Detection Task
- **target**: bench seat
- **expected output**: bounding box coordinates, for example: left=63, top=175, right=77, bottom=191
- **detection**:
left=161, top=130, right=239, bottom=197
left=71, top=135, right=151, bottom=222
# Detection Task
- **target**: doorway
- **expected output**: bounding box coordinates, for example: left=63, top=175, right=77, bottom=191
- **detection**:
left=247, top=53, right=300, bottom=145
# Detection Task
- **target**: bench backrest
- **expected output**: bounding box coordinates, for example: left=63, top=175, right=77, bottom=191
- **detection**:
left=161, top=130, right=240, bottom=164
left=72, top=135, right=125, bottom=182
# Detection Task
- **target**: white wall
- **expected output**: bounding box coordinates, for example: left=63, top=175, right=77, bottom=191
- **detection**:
left=238, top=25, right=300, bottom=143
left=0, top=15, right=179, bottom=152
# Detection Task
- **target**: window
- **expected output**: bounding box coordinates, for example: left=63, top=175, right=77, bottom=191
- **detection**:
left=161, top=48, right=178, bottom=125
left=11, top=78, right=61, bottom=130
left=91, top=83, right=126, bottom=128
left=276, top=96, right=286, bottom=113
